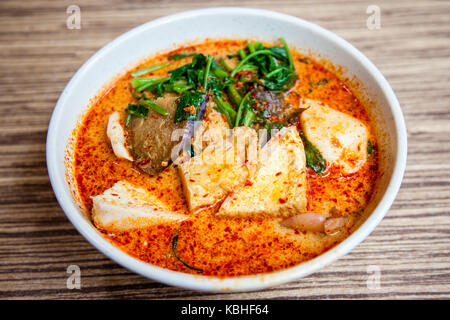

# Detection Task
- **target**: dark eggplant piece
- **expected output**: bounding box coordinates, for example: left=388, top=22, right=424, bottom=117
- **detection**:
left=126, top=95, right=183, bottom=173
left=126, top=94, right=208, bottom=174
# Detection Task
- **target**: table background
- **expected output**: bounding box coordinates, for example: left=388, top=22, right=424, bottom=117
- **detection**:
left=0, top=0, right=449, bottom=299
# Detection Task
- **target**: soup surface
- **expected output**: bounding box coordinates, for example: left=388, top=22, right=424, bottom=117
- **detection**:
left=73, top=39, right=379, bottom=276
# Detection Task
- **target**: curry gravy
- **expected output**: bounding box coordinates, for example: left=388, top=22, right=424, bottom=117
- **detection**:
left=73, top=40, right=379, bottom=276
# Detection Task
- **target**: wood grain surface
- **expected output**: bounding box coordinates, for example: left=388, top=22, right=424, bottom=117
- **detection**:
left=0, top=0, right=449, bottom=299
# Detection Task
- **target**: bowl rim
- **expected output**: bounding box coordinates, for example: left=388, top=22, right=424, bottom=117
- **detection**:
left=46, top=7, right=407, bottom=292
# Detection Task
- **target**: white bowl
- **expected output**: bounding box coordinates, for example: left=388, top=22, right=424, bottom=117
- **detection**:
left=46, top=7, right=407, bottom=292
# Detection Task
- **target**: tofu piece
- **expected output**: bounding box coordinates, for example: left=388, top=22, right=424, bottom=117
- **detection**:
left=92, top=181, right=187, bottom=232
left=300, top=99, right=368, bottom=174
left=107, top=112, right=133, bottom=161
left=192, top=100, right=229, bottom=154
left=218, top=126, right=308, bottom=218
left=178, top=127, right=259, bottom=213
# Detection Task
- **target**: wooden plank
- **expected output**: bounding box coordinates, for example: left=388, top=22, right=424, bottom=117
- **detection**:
left=0, top=0, right=449, bottom=299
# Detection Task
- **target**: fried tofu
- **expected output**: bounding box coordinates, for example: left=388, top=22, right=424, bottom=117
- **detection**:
left=92, top=181, right=187, bottom=232
left=178, top=126, right=259, bottom=213
left=300, top=99, right=369, bottom=174
left=107, top=112, right=133, bottom=161
left=218, top=126, right=308, bottom=218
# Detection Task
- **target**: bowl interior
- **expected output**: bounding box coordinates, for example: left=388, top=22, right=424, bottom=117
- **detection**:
left=47, top=8, right=406, bottom=292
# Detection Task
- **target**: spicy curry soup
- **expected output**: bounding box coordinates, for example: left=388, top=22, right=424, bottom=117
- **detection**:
left=73, top=39, right=379, bottom=277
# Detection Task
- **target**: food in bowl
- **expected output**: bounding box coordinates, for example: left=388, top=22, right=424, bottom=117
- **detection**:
left=72, top=38, right=379, bottom=277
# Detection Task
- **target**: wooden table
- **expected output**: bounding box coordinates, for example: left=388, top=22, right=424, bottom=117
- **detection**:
left=0, top=0, right=449, bottom=299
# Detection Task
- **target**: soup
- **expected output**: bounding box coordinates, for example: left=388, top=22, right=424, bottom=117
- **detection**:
left=72, top=39, right=379, bottom=277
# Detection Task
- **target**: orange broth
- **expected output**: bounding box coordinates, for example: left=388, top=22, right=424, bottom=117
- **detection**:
left=73, top=40, right=379, bottom=276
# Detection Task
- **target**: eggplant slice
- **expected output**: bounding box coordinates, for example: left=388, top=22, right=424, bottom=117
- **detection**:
left=126, top=95, right=186, bottom=174
left=126, top=94, right=208, bottom=174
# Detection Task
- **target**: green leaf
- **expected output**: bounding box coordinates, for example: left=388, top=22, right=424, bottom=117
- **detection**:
left=125, top=103, right=149, bottom=126
left=171, top=234, right=203, bottom=272
left=174, top=91, right=206, bottom=123
left=131, top=62, right=171, bottom=77
left=298, top=57, right=310, bottom=64
left=169, top=52, right=197, bottom=60
left=299, top=131, right=326, bottom=175
left=262, top=67, right=298, bottom=92
left=213, top=96, right=236, bottom=127
left=235, top=91, right=252, bottom=127
left=316, top=78, right=328, bottom=86
left=280, top=37, right=294, bottom=70
left=140, top=100, right=169, bottom=116
left=132, top=77, right=170, bottom=91
left=367, top=140, right=375, bottom=155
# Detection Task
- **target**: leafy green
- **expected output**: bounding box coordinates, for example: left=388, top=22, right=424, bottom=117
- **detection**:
left=131, top=63, right=171, bottom=77
left=171, top=234, right=203, bottom=272
left=132, top=76, right=170, bottom=91
left=242, top=107, right=256, bottom=127
left=164, top=82, right=195, bottom=94
left=271, top=121, right=287, bottom=130
left=280, top=37, right=294, bottom=70
left=298, top=57, right=310, bottom=64
left=125, top=103, right=149, bottom=126
left=169, top=54, right=207, bottom=84
left=262, top=66, right=297, bottom=92
left=316, top=78, right=328, bottom=86
left=214, top=96, right=236, bottom=127
left=128, top=37, right=302, bottom=129
left=203, top=55, right=213, bottom=91
left=306, top=78, right=329, bottom=95
left=174, top=91, right=206, bottom=123
left=299, top=132, right=326, bottom=175
left=235, top=92, right=253, bottom=127
left=367, top=140, right=375, bottom=155
left=219, top=57, right=233, bottom=72
left=187, top=145, right=195, bottom=158
left=169, top=52, right=197, bottom=60
left=230, top=38, right=298, bottom=93
left=140, top=100, right=169, bottom=116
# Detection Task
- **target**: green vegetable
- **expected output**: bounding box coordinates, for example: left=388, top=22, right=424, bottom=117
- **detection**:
left=219, top=57, right=233, bottom=72
left=242, top=107, right=256, bottom=127
left=169, top=52, right=197, bottom=60
left=214, top=96, right=236, bottom=127
left=298, top=57, right=310, bottom=64
left=140, top=100, right=169, bottom=116
left=174, top=91, right=206, bottom=123
left=164, top=81, right=195, bottom=94
left=231, top=39, right=298, bottom=92
left=238, top=48, right=247, bottom=60
left=125, top=103, right=149, bottom=126
left=210, top=63, right=242, bottom=106
left=316, top=78, right=328, bottom=86
left=306, top=78, right=329, bottom=95
left=128, top=36, right=301, bottom=129
left=187, top=145, right=195, bottom=158
left=299, top=132, right=326, bottom=175
left=272, top=121, right=286, bottom=130
left=231, top=50, right=275, bottom=77
left=131, top=62, right=171, bottom=77
left=280, top=37, right=294, bottom=70
left=226, top=85, right=242, bottom=106
left=172, top=234, right=203, bottom=272
left=203, top=55, right=213, bottom=91
left=367, top=140, right=375, bottom=155
left=132, top=76, right=170, bottom=91
left=262, top=66, right=297, bottom=92
left=235, top=91, right=252, bottom=127
left=169, top=54, right=207, bottom=84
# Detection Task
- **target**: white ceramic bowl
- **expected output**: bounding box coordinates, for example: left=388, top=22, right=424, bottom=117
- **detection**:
left=46, top=7, right=407, bottom=292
